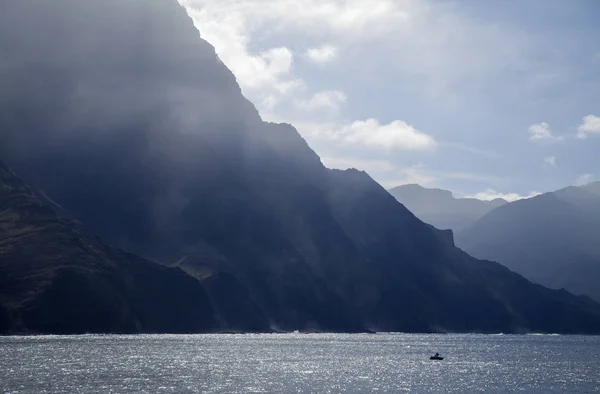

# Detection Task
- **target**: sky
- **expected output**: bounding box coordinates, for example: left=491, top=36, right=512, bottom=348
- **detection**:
left=179, top=0, right=600, bottom=201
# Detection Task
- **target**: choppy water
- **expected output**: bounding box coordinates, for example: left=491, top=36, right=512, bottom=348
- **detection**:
left=1, top=333, right=599, bottom=393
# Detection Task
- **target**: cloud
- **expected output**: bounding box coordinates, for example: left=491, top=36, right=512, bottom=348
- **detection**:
left=262, top=95, right=278, bottom=110
left=179, top=0, right=571, bottom=196
left=181, top=2, right=305, bottom=110
left=251, top=47, right=294, bottom=88
left=180, top=0, right=540, bottom=110
left=543, top=156, right=556, bottom=167
left=179, top=0, right=413, bottom=116
left=306, top=45, right=338, bottom=64
left=574, top=173, right=595, bottom=186
left=469, top=189, right=541, bottom=202
left=182, top=0, right=408, bottom=36
left=528, top=122, right=562, bottom=142
left=577, top=115, right=600, bottom=139
left=295, top=90, right=347, bottom=114
left=303, top=119, right=436, bottom=151
left=441, top=142, right=504, bottom=159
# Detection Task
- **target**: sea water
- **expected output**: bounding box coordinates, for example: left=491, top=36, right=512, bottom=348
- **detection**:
left=1, top=333, right=599, bottom=393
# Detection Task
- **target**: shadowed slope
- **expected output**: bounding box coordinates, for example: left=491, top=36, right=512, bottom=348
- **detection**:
left=0, top=162, right=271, bottom=334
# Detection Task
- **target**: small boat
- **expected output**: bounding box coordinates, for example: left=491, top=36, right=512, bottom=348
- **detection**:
left=430, top=353, right=444, bottom=360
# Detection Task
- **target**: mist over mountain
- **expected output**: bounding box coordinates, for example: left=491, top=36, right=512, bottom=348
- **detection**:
left=457, top=182, right=600, bottom=302
left=1, top=0, right=600, bottom=334
left=388, top=184, right=507, bottom=232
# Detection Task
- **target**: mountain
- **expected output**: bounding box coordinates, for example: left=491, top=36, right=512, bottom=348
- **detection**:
left=1, top=0, right=600, bottom=334
left=0, top=161, right=274, bottom=334
left=388, top=184, right=507, bottom=232
left=457, top=183, right=600, bottom=302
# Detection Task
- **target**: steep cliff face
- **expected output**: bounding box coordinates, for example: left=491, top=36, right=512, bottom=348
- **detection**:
left=0, top=162, right=225, bottom=334
left=1, top=0, right=600, bottom=334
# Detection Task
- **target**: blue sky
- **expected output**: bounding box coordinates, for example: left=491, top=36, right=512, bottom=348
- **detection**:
left=180, top=0, right=600, bottom=200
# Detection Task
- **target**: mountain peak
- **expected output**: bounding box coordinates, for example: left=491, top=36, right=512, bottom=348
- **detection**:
left=389, top=183, right=455, bottom=199
left=457, top=182, right=600, bottom=303
left=581, top=181, right=600, bottom=196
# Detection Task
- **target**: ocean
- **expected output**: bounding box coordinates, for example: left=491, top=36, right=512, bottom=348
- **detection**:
left=1, top=333, right=598, bottom=393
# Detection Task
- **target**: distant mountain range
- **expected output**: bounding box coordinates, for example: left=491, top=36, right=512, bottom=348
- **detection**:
left=1, top=0, right=600, bottom=334
left=389, top=183, right=600, bottom=303
left=457, top=182, right=600, bottom=302
left=388, top=184, right=507, bottom=232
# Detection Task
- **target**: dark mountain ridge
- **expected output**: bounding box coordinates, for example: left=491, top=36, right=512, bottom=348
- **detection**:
left=0, top=161, right=274, bottom=334
left=1, top=0, right=600, bottom=334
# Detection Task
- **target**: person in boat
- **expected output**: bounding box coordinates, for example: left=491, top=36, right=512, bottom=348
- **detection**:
left=434, top=353, right=440, bottom=357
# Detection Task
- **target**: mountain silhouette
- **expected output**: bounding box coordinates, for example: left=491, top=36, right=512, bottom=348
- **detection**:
left=0, top=161, right=275, bottom=334
left=457, top=182, right=600, bottom=302
left=1, top=0, right=600, bottom=334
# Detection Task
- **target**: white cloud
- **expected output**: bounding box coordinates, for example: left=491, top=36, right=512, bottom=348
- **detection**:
left=543, top=156, right=556, bottom=167
left=295, top=90, right=347, bottom=113
left=577, top=115, right=600, bottom=139
left=574, top=173, right=595, bottom=186
left=342, top=119, right=436, bottom=150
left=261, top=95, right=278, bottom=110
left=528, top=122, right=562, bottom=141
left=180, top=2, right=305, bottom=111
left=178, top=0, right=564, bottom=195
left=180, top=0, right=538, bottom=110
left=469, top=189, right=541, bottom=202
left=306, top=45, right=338, bottom=64
left=178, top=0, right=414, bottom=112
left=303, top=119, right=436, bottom=151
left=182, top=0, right=409, bottom=35
left=274, top=79, right=306, bottom=95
